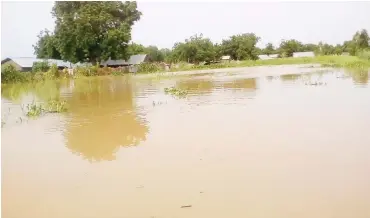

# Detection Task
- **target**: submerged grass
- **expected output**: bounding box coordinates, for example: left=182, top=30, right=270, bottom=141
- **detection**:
left=164, top=87, right=188, bottom=98
left=23, top=100, right=68, bottom=118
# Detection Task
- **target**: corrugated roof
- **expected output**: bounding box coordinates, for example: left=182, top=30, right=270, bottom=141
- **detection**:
left=128, top=54, right=148, bottom=65
left=1, top=57, right=72, bottom=68
left=102, top=54, right=148, bottom=66
left=221, top=56, right=230, bottom=60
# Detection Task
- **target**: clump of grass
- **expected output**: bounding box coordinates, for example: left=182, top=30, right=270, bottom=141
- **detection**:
left=164, top=87, right=188, bottom=98
left=45, top=100, right=68, bottom=113
left=23, top=99, right=68, bottom=118
left=25, top=102, right=44, bottom=118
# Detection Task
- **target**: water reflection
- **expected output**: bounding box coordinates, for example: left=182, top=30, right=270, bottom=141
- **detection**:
left=280, top=74, right=302, bottom=82
left=63, top=77, right=149, bottom=161
left=348, top=70, right=369, bottom=85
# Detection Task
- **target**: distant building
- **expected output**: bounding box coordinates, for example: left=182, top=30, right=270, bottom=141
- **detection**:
left=1, top=57, right=72, bottom=72
left=102, top=54, right=151, bottom=67
left=221, top=56, right=231, bottom=62
left=292, top=51, right=315, bottom=58
left=258, top=54, right=279, bottom=60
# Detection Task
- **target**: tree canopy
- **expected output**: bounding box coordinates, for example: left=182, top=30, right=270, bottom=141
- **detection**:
left=33, top=3, right=369, bottom=64
left=34, top=1, right=142, bottom=64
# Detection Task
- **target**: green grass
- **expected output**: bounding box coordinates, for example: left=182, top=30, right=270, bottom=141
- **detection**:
left=23, top=99, right=68, bottom=118
left=166, top=55, right=370, bottom=73
left=164, top=87, right=188, bottom=98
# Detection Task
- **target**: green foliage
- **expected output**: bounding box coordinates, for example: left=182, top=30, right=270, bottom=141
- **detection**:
left=278, top=39, right=303, bottom=57
left=137, top=63, right=161, bottom=73
left=25, top=102, right=44, bottom=118
left=32, top=61, right=50, bottom=72
left=263, top=43, right=275, bottom=55
left=36, top=1, right=142, bottom=64
left=33, top=29, right=61, bottom=59
left=127, top=42, right=146, bottom=55
left=221, top=33, right=260, bottom=60
left=1, top=64, right=27, bottom=83
left=357, top=50, right=370, bottom=61
left=171, top=34, right=216, bottom=63
left=24, top=99, right=68, bottom=118
left=164, top=87, right=188, bottom=98
left=145, top=46, right=164, bottom=62
left=352, top=29, right=370, bottom=50
left=45, top=99, right=68, bottom=113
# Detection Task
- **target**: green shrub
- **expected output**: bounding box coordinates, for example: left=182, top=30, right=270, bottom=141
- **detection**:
left=137, top=63, right=161, bottom=73
left=357, top=50, right=370, bottom=61
left=1, top=64, right=27, bottom=83
left=32, top=61, right=50, bottom=72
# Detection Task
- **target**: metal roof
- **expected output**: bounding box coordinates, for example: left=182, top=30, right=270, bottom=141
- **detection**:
left=1, top=57, right=72, bottom=68
left=102, top=54, right=148, bottom=66
left=221, top=56, right=231, bottom=60
left=292, top=52, right=315, bottom=57
left=128, top=54, right=148, bottom=65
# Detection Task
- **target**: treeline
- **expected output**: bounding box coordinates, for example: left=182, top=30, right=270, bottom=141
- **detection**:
left=33, top=2, right=370, bottom=65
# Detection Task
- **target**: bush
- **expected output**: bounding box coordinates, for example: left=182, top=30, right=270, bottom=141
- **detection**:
left=32, top=61, right=50, bottom=72
left=137, top=63, right=162, bottom=73
left=1, top=64, right=27, bottom=83
left=357, top=50, right=370, bottom=61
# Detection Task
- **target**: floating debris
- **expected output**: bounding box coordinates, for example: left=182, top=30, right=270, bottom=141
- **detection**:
left=180, top=205, right=192, bottom=208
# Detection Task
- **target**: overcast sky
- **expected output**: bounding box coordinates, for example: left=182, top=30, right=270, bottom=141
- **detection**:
left=1, top=1, right=370, bottom=58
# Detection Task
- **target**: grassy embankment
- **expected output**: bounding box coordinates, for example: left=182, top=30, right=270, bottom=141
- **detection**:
left=1, top=53, right=369, bottom=85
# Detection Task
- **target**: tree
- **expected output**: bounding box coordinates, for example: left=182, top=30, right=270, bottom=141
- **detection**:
left=263, top=43, right=275, bottom=56
left=145, top=46, right=164, bottom=62
left=302, top=43, right=318, bottom=52
left=127, top=42, right=146, bottom=56
left=160, top=48, right=172, bottom=63
left=33, top=29, right=61, bottom=59
left=278, top=39, right=303, bottom=57
left=171, top=34, right=216, bottom=64
left=221, top=33, right=260, bottom=60
left=350, top=29, right=370, bottom=55
left=51, top=1, right=142, bottom=64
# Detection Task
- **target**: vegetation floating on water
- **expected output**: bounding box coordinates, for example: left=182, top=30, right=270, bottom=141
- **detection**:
left=23, top=100, right=68, bottom=118
left=164, top=87, right=188, bottom=98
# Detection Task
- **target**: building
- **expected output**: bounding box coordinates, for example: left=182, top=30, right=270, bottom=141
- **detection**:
left=102, top=54, right=151, bottom=67
left=1, top=57, right=72, bottom=72
left=292, top=51, right=315, bottom=58
left=258, top=54, right=279, bottom=60
left=221, top=56, right=231, bottom=62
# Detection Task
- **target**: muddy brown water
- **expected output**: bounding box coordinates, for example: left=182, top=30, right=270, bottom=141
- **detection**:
left=2, top=65, right=370, bottom=218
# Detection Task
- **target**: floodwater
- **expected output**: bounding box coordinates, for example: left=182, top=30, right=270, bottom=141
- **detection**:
left=2, top=65, right=370, bottom=218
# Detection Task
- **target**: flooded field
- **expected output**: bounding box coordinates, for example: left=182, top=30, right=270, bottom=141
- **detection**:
left=2, top=65, right=370, bottom=218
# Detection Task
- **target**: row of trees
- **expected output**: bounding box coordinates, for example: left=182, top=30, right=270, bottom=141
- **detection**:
left=34, top=2, right=370, bottom=65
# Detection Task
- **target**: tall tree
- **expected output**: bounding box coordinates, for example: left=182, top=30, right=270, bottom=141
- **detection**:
left=352, top=29, right=370, bottom=51
left=263, top=43, right=275, bottom=55
left=171, top=34, right=216, bottom=64
left=221, top=33, right=260, bottom=60
left=278, top=39, right=303, bottom=57
left=127, top=42, right=146, bottom=56
left=145, top=46, right=164, bottom=62
left=33, top=29, right=61, bottom=59
left=51, top=1, right=142, bottom=64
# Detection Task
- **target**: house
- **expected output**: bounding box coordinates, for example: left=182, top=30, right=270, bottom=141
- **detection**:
left=258, top=54, right=279, bottom=60
left=102, top=54, right=151, bottom=67
left=221, top=56, right=231, bottom=62
left=1, top=57, right=72, bottom=72
left=101, top=54, right=152, bottom=73
left=292, top=51, right=315, bottom=58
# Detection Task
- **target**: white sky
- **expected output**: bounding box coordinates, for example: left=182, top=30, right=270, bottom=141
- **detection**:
left=1, top=1, right=370, bottom=58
